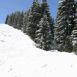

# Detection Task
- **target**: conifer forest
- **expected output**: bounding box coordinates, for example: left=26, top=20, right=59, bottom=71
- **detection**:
left=5, top=0, right=77, bottom=54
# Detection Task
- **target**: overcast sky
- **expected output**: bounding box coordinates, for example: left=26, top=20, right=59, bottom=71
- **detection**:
left=0, top=0, right=61, bottom=23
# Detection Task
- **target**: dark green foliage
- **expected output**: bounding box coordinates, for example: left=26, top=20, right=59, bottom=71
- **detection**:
left=73, top=43, right=77, bottom=54
left=35, top=14, right=53, bottom=51
left=40, top=0, right=50, bottom=18
left=17, top=10, right=24, bottom=30
left=7, top=14, right=12, bottom=26
left=34, top=0, right=54, bottom=51
left=22, top=11, right=28, bottom=33
left=26, top=0, right=41, bottom=40
left=72, top=6, right=77, bottom=54
left=13, top=12, right=18, bottom=28
left=54, top=0, right=77, bottom=52
left=65, top=36, right=73, bottom=52
left=72, top=26, right=77, bottom=52
left=5, top=11, right=24, bottom=30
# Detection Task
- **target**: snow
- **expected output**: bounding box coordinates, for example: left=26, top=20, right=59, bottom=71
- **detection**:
left=58, top=0, right=64, bottom=4
left=0, top=24, right=77, bottom=77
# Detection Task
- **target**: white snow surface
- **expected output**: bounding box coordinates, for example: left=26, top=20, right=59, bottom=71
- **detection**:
left=0, top=24, right=77, bottom=77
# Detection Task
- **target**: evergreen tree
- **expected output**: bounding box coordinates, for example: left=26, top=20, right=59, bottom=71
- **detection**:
left=13, top=11, right=19, bottom=28
left=65, top=35, right=73, bottom=52
left=72, top=6, right=77, bottom=54
left=6, top=10, right=24, bottom=30
left=12, top=13, right=17, bottom=28
left=35, top=14, right=53, bottom=51
left=17, top=10, right=24, bottom=30
left=16, top=11, right=21, bottom=29
left=7, top=14, right=12, bottom=26
left=50, top=16, right=54, bottom=41
left=54, top=0, right=77, bottom=51
left=22, top=10, right=30, bottom=33
left=22, top=11, right=27, bottom=32
left=40, top=0, right=54, bottom=41
left=11, top=13, right=14, bottom=26
left=40, top=0, right=50, bottom=18
left=26, top=0, right=41, bottom=40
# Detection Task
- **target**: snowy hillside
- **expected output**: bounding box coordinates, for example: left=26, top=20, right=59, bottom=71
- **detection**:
left=0, top=24, right=77, bottom=77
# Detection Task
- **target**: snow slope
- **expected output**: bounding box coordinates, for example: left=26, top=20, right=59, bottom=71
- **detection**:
left=0, top=24, right=77, bottom=77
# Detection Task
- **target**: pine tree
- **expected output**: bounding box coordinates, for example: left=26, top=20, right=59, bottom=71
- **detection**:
left=54, top=0, right=77, bottom=51
left=65, top=35, right=73, bottom=52
left=13, top=11, right=19, bottom=28
left=12, top=12, right=17, bottom=28
left=40, top=0, right=50, bottom=18
left=16, top=11, right=21, bottom=29
left=16, top=10, right=24, bottom=30
left=22, top=11, right=27, bottom=32
left=72, top=6, right=77, bottom=54
left=22, top=10, right=30, bottom=33
left=11, top=13, right=14, bottom=26
left=35, top=14, right=53, bottom=51
left=19, top=10, right=24, bottom=29
left=40, top=0, right=54, bottom=41
left=7, top=14, right=12, bottom=26
left=50, top=16, right=54, bottom=41
left=26, top=0, right=41, bottom=40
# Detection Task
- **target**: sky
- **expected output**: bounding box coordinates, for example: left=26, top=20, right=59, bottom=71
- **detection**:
left=0, top=0, right=60, bottom=23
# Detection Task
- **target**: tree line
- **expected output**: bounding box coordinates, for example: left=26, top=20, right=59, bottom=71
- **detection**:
left=5, top=0, right=77, bottom=54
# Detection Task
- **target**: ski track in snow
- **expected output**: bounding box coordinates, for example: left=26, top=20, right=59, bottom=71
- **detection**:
left=0, top=24, right=77, bottom=77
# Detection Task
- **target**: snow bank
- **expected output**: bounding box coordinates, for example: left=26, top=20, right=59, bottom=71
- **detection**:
left=0, top=24, right=77, bottom=77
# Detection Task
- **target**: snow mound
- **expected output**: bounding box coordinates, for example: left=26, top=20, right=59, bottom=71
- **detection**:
left=0, top=24, right=77, bottom=77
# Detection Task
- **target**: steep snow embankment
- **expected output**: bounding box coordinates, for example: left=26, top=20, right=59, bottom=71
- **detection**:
left=0, top=24, right=77, bottom=77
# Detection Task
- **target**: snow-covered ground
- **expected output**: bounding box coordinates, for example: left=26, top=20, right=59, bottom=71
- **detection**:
left=0, top=24, right=77, bottom=77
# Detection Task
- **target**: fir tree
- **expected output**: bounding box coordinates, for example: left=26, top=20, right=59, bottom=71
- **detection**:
left=16, top=11, right=21, bottom=29
left=17, top=10, right=24, bottom=30
left=40, top=0, right=50, bottom=18
left=22, top=10, right=30, bottom=33
left=19, top=10, right=24, bottom=30
left=13, top=11, right=19, bottom=28
left=35, top=14, right=53, bottom=51
left=26, top=0, right=41, bottom=40
left=72, top=6, right=77, bottom=54
left=40, top=0, right=54, bottom=41
left=7, top=14, right=12, bottom=26
left=10, top=13, right=15, bottom=26
left=54, top=0, right=77, bottom=51
left=65, top=35, right=73, bottom=52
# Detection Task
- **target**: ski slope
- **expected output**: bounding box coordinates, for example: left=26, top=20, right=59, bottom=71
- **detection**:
left=0, top=24, right=77, bottom=77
